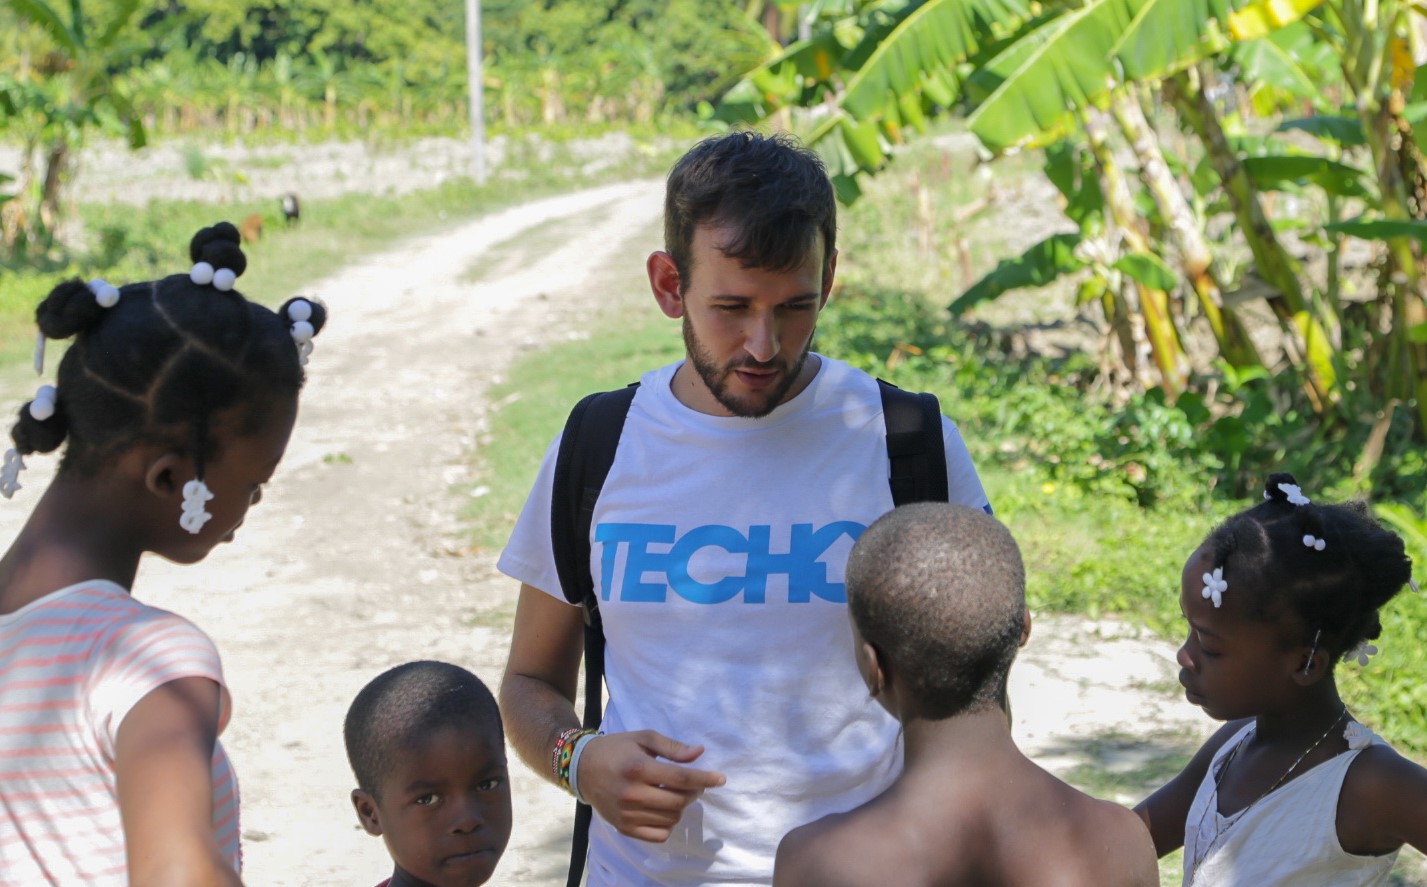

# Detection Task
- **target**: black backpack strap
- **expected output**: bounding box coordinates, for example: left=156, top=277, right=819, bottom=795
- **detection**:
left=550, top=383, right=639, bottom=887
left=878, top=378, right=949, bottom=505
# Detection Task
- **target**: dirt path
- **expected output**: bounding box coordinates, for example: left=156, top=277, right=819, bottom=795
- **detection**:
left=8, top=176, right=1418, bottom=885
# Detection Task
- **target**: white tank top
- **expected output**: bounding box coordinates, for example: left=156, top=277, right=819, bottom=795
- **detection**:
left=1183, top=720, right=1399, bottom=886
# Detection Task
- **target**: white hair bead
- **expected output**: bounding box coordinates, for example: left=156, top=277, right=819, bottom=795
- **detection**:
left=190, top=262, right=215, bottom=285
left=1303, top=534, right=1326, bottom=551
left=291, top=320, right=314, bottom=343
left=88, top=279, right=121, bottom=308
left=288, top=300, right=312, bottom=322
left=28, top=385, right=56, bottom=422
left=213, top=268, right=237, bottom=291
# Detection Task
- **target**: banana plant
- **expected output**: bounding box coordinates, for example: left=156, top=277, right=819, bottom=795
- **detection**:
left=714, top=0, right=1385, bottom=407
left=2, top=0, right=147, bottom=254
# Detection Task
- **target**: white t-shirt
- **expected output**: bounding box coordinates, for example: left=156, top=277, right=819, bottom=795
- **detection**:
left=499, top=355, right=989, bottom=886
left=0, top=580, right=240, bottom=886
left=1183, top=720, right=1398, bottom=887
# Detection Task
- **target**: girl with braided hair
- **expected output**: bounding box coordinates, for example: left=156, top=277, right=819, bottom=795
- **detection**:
left=0, top=222, right=327, bottom=886
left=1135, top=473, right=1427, bottom=886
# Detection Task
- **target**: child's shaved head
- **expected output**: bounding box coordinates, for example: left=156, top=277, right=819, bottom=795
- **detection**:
left=847, top=503, right=1026, bottom=720
left=344, top=660, right=502, bottom=799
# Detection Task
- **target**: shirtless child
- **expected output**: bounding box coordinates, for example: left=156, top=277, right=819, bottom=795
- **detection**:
left=773, top=503, right=1157, bottom=887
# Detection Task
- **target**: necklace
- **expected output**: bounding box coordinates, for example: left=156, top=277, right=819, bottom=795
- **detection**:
left=1189, top=705, right=1349, bottom=879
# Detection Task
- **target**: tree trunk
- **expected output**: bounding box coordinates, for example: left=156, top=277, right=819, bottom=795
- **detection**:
left=1084, top=108, right=1186, bottom=395
left=1110, top=87, right=1263, bottom=370
left=1169, top=67, right=1335, bottom=411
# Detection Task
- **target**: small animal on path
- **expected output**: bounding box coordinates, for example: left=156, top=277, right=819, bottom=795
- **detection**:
left=281, top=193, right=301, bottom=226
left=240, top=213, right=263, bottom=244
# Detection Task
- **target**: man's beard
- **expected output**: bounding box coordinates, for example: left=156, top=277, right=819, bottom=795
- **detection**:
left=682, top=316, right=811, bottom=418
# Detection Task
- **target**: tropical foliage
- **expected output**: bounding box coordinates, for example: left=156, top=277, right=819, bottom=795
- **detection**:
left=718, top=0, right=1427, bottom=467
left=0, top=0, right=771, bottom=254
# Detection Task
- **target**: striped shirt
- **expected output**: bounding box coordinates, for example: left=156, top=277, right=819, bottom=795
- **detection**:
left=0, top=580, right=240, bottom=885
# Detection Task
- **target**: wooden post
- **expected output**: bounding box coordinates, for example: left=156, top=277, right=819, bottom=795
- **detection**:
left=465, top=0, right=486, bottom=185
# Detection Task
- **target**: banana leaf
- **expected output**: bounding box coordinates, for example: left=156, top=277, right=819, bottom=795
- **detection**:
left=950, top=232, right=1086, bottom=315
left=842, top=0, right=1033, bottom=122
left=968, top=0, right=1146, bottom=152
left=1242, top=155, right=1370, bottom=199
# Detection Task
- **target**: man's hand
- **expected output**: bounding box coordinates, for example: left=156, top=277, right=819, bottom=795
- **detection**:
left=577, top=730, right=726, bottom=842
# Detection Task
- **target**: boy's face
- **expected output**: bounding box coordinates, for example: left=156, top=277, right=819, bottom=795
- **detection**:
left=351, top=725, right=512, bottom=887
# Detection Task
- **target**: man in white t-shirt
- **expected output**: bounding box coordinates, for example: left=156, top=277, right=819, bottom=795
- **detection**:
left=497, top=131, right=990, bottom=886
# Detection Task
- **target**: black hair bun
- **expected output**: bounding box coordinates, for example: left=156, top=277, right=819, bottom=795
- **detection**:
left=189, top=223, right=247, bottom=279
left=1264, top=472, right=1302, bottom=504
left=11, top=398, right=67, bottom=455
left=35, top=279, right=110, bottom=340
left=279, top=296, right=328, bottom=337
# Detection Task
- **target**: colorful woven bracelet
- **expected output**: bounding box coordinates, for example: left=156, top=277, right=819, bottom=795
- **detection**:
left=552, top=727, right=598, bottom=794
left=568, top=731, right=604, bottom=804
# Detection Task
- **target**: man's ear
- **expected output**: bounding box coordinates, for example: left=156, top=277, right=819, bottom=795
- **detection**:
left=819, top=248, right=838, bottom=307
left=142, top=451, right=185, bottom=498
left=1020, top=608, right=1032, bottom=648
left=352, top=789, right=383, bottom=837
left=648, top=251, right=684, bottom=319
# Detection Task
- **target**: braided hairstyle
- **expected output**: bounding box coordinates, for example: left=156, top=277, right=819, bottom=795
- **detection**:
left=10, top=223, right=328, bottom=476
left=1202, top=472, right=1414, bottom=665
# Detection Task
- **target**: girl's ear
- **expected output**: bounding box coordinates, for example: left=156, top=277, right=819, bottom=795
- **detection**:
left=143, top=452, right=184, bottom=498
left=1292, top=644, right=1331, bottom=687
left=351, top=789, right=383, bottom=836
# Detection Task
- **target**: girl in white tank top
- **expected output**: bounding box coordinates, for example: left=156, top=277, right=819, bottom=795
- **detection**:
left=1133, top=473, right=1427, bottom=886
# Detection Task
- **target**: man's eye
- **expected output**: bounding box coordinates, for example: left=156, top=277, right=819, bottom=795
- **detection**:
left=414, top=793, right=439, bottom=806
left=477, top=778, right=504, bottom=792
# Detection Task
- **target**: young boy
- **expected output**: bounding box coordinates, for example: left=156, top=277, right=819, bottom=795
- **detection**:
left=774, top=503, right=1157, bottom=887
left=344, top=661, right=513, bottom=887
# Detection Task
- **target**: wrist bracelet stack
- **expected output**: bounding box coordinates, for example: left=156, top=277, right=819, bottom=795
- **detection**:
left=568, top=731, right=603, bottom=804
left=552, top=727, right=601, bottom=799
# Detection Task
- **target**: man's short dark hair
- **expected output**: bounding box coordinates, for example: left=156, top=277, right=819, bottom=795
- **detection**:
left=343, top=661, right=502, bottom=798
left=846, top=503, right=1026, bottom=721
left=664, top=130, right=837, bottom=287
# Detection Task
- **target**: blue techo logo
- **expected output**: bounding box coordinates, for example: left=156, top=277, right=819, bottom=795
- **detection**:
left=595, top=522, right=866, bottom=604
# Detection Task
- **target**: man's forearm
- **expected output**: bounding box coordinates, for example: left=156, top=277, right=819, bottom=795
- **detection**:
left=499, top=672, right=582, bottom=785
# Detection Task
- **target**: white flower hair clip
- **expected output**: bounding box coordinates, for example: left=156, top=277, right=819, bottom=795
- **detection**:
left=1264, top=482, right=1310, bottom=505
left=179, top=478, right=214, bottom=534
left=1202, top=566, right=1228, bottom=608
left=0, top=449, right=24, bottom=499
left=287, top=299, right=316, bottom=365
left=1347, top=641, right=1378, bottom=667
left=1302, top=533, right=1326, bottom=551
left=0, top=385, right=58, bottom=501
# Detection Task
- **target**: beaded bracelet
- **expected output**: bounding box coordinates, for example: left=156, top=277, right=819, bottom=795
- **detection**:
left=552, top=727, right=599, bottom=795
left=568, top=731, right=604, bottom=804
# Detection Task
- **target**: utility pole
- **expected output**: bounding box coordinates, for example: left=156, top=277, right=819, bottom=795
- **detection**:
left=465, top=0, right=486, bottom=184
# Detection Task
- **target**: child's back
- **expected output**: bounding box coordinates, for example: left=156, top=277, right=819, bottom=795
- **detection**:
left=778, top=702, right=1154, bottom=887
left=774, top=503, right=1156, bottom=887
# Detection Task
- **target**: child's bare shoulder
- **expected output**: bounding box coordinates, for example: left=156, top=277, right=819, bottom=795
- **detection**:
left=997, top=777, right=1156, bottom=886
left=1337, top=740, right=1427, bottom=853
left=774, top=805, right=973, bottom=887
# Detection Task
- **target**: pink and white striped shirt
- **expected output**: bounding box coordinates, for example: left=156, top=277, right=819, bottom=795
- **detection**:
left=0, top=580, right=240, bottom=885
